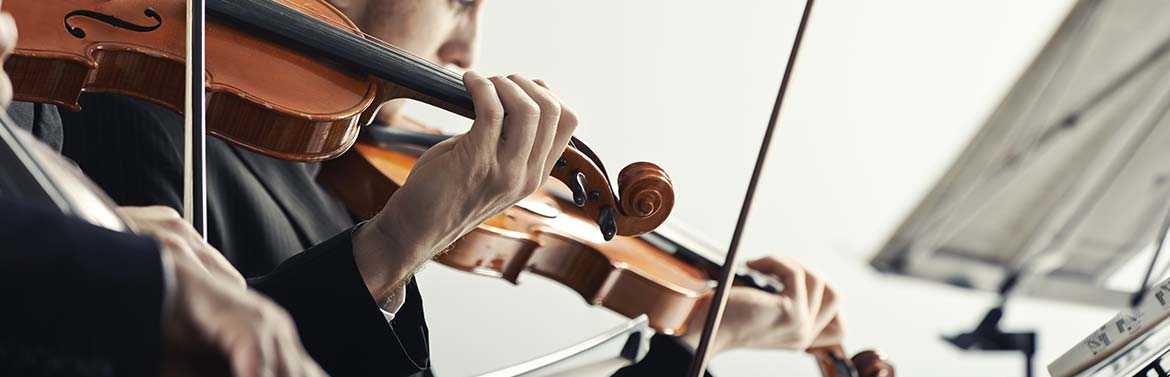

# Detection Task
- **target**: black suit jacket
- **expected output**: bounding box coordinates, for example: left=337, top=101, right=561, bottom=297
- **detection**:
left=0, top=198, right=165, bottom=377
left=12, top=98, right=432, bottom=376
left=60, top=94, right=353, bottom=277
left=251, top=229, right=431, bottom=376
left=58, top=94, right=433, bottom=375
left=1, top=100, right=166, bottom=377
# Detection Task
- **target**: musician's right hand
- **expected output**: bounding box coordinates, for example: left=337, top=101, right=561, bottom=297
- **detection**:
left=161, top=245, right=327, bottom=377
left=680, top=256, right=844, bottom=355
left=121, top=206, right=245, bottom=289
left=352, top=71, right=578, bottom=304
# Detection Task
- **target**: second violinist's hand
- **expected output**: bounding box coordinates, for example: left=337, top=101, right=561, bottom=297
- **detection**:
left=681, top=256, right=843, bottom=356
left=162, top=249, right=326, bottom=377
left=353, top=71, right=578, bottom=303
left=120, top=206, right=246, bottom=289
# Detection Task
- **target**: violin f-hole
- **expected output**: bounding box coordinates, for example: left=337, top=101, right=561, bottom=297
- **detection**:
left=64, top=9, right=163, bottom=39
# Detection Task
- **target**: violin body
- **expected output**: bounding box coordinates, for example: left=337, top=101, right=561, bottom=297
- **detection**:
left=456, top=188, right=711, bottom=334
left=5, top=1, right=185, bottom=112
left=5, top=0, right=376, bottom=160
left=205, top=0, right=377, bottom=161
left=319, top=130, right=893, bottom=377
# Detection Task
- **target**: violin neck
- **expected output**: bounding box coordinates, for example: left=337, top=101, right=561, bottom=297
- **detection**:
left=363, top=126, right=448, bottom=150
left=637, top=231, right=783, bottom=293
left=207, top=0, right=475, bottom=115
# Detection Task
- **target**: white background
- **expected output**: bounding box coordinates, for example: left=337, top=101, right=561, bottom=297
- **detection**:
left=409, top=1, right=1121, bottom=376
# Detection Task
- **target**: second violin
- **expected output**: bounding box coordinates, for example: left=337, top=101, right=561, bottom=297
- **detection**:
left=318, top=127, right=894, bottom=377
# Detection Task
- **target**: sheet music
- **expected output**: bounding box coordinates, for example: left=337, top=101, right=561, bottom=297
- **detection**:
left=1050, top=277, right=1170, bottom=377
left=870, top=0, right=1170, bottom=306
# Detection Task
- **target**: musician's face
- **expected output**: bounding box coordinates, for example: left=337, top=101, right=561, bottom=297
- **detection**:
left=334, top=0, right=482, bottom=69
left=331, top=0, right=483, bottom=123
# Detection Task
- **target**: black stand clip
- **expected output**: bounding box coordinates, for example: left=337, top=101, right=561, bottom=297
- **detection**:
left=945, top=306, right=1036, bottom=377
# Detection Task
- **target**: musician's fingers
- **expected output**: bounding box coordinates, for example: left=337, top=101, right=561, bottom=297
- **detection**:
left=156, top=232, right=214, bottom=279
left=462, top=70, right=502, bottom=156
left=747, top=256, right=808, bottom=309
left=489, top=75, right=539, bottom=167
left=812, top=280, right=840, bottom=335
left=809, top=316, right=846, bottom=349
left=194, top=242, right=246, bottom=290
left=304, top=360, right=328, bottom=377
left=804, top=268, right=826, bottom=320
left=530, top=81, right=578, bottom=175
left=122, top=206, right=245, bottom=288
left=272, top=334, right=301, bottom=377
left=411, top=134, right=458, bottom=172
left=508, top=74, right=560, bottom=176
left=226, top=329, right=275, bottom=377
left=120, top=206, right=195, bottom=245
left=264, top=305, right=322, bottom=377
left=161, top=213, right=243, bottom=289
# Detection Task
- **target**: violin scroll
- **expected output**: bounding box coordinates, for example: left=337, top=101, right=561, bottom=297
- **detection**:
left=616, top=161, right=674, bottom=236
left=810, top=346, right=894, bottom=377
left=851, top=350, right=894, bottom=377
left=550, top=147, right=675, bottom=240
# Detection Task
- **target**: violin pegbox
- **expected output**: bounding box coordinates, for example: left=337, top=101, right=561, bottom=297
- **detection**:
left=550, top=148, right=674, bottom=240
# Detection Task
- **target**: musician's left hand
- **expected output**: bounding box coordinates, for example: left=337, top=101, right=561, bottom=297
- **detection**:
left=680, top=256, right=843, bottom=355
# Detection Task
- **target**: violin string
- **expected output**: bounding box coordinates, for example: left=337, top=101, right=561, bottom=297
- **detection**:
left=271, top=0, right=610, bottom=173
left=275, top=0, right=464, bottom=82
left=259, top=1, right=614, bottom=196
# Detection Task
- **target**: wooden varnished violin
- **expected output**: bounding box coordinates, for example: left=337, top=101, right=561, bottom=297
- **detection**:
left=3, top=0, right=673, bottom=238
left=318, top=126, right=894, bottom=377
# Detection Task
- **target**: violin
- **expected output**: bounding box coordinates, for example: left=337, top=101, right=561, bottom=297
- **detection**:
left=3, top=0, right=672, bottom=239
left=318, top=126, right=894, bottom=377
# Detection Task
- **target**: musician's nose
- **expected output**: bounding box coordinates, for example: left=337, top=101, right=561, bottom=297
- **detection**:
left=437, top=12, right=479, bottom=69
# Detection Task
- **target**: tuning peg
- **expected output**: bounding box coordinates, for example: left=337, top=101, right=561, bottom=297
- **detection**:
left=569, top=170, right=587, bottom=207
left=598, top=205, right=616, bottom=240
